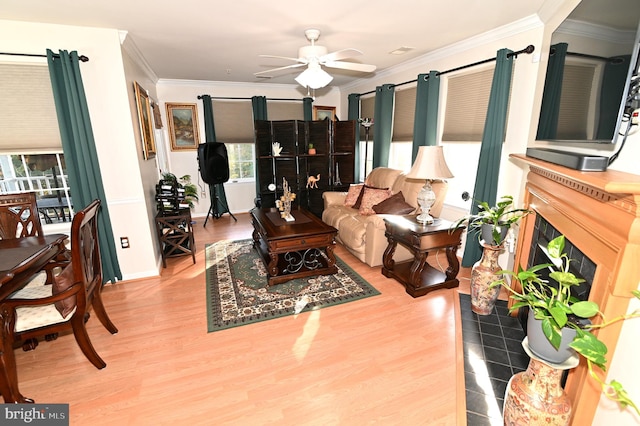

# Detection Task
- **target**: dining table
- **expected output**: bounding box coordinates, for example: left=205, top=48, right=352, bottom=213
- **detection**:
left=0, top=233, right=69, bottom=403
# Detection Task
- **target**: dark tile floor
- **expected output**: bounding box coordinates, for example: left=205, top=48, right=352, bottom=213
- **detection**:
left=459, top=294, right=529, bottom=425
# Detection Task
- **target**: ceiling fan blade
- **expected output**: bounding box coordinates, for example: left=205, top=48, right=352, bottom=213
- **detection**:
left=254, top=63, right=306, bottom=77
left=320, top=48, right=363, bottom=62
left=259, top=54, right=307, bottom=63
left=323, top=61, right=376, bottom=73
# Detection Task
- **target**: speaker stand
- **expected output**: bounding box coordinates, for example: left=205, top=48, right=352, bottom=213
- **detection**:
left=204, top=184, right=237, bottom=227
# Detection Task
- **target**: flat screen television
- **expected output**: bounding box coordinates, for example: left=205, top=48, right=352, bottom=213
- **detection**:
left=535, top=0, right=640, bottom=145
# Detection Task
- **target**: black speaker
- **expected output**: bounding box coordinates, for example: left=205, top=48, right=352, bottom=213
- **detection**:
left=198, top=142, right=230, bottom=185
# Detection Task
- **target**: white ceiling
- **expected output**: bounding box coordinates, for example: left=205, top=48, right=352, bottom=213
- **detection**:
left=1, top=0, right=636, bottom=87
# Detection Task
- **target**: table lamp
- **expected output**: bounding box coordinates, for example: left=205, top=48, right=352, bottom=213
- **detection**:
left=405, top=146, right=454, bottom=224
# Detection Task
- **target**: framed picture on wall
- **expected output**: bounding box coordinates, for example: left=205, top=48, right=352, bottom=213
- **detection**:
left=133, top=81, right=156, bottom=160
left=166, top=103, right=200, bottom=151
left=313, top=105, right=336, bottom=121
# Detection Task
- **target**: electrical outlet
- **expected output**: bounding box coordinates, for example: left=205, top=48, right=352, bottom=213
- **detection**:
left=120, top=237, right=130, bottom=249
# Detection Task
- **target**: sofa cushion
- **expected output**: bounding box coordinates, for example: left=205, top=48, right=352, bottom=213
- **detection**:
left=353, top=184, right=388, bottom=209
left=322, top=205, right=357, bottom=229
left=372, top=191, right=415, bottom=215
left=338, top=215, right=368, bottom=253
left=358, top=187, right=393, bottom=216
left=344, top=184, right=364, bottom=207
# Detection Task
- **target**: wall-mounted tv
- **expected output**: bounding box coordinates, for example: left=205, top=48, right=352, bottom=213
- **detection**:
left=535, top=0, right=640, bottom=144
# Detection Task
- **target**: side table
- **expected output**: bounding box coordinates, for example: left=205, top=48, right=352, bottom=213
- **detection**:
left=155, top=208, right=196, bottom=268
left=382, top=216, right=463, bottom=297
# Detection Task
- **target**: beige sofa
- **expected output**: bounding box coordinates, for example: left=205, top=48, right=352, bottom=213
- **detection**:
left=322, top=167, right=448, bottom=267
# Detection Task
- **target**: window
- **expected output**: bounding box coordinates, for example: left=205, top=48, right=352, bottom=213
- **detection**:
left=267, top=101, right=304, bottom=120
left=389, top=86, right=417, bottom=172
left=0, top=152, right=73, bottom=224
left=442, top=67, right=495, bottom=141
left=212, top=100, right=256, bottom=183
left=226, top=143, right=255, bottom=182
left=358, top=95, right=376, bottom=180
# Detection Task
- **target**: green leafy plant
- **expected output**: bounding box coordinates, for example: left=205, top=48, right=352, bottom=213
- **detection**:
left=453, top=195, right=531, bottom=246
left=491, top=235, right=640, bottom=414
left=162, top=172, right=199, bottom=208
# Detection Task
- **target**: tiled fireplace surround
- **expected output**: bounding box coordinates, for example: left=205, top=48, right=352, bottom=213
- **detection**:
left=507, top=154, right=640, bottom=424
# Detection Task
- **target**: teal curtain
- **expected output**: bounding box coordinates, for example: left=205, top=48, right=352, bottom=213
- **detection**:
left=597, top=55, right=631, bottom=139
left=252, top=96, right=268, bottom=200
left=412, top=71, right=440, bottom=162
left=46, top=49, right=122, bottom=283
left=462, top=49, right=515, bottom=267
left=200, top=95, right=230, bottom=216
left=372, top=84, right=395, bottom=168
left=536, top=43, right=567, bottom=139
left=348, top=94, right=361, bottom=182
left=252, top=96, right=267, bottom=120
left=303, top=97, right=313, bottom=121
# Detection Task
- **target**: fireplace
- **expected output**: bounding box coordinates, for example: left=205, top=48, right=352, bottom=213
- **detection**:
left=510, top=154, right=640, bottom=424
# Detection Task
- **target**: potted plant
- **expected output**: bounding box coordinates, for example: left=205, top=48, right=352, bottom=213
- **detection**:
left=491, top=235, right=640, bottom=417
left=454, top=195, right=532, bottom=246
left=161, top=172, right=199, bottom=209
left=453, top=195, right=532, bottom=314
left=307, top=143, right=316, bottom=155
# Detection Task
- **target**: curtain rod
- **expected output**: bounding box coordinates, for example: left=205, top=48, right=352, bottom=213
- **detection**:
left=358, top=44, right=535, bottom=96
left=197, top=95, right=306, bottom=101
left=550, top=48, right=623, bottom=64
left=0, top=52, right=90, bottom=62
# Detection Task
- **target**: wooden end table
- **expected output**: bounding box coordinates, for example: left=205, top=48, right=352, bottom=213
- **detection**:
left=155, top=208, right=196, bottom=268
left=382, top=216, right=463, bottom=298
left=250, top=207, right=338, bottom=286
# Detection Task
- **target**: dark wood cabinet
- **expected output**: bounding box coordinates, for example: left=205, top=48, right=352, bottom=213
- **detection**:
left=255, top=119, right=356, bottom=217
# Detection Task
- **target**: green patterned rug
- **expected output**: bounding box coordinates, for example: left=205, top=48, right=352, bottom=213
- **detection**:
left=205, top=239, right=380, bottom=332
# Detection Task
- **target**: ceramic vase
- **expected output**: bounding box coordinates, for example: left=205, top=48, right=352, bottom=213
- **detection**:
left=503, top=338, right=578, bottom=426
left=470, top=243, right=503, bottom=315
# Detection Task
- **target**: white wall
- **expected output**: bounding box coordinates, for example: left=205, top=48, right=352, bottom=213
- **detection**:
left=0, top=20, right=159, bottom=280
left=155, top=80, right=342, bottom=218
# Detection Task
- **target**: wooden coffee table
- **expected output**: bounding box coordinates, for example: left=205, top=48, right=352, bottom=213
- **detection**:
left=250, top=207, right=338, bottom=286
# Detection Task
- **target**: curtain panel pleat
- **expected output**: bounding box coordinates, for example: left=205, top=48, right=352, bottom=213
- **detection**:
left=303, top=97, right=313, bottom=121
left=461, top=48, right=514, bottom=267
left=46, top=49, right=122, bottom=283
left=200, top=95, right=230, bottom=215
left=372, top=84, right=394, bottom=169
left=536, top=43, right=567, bottom=140
left=412, top=71, right=440, bottom=162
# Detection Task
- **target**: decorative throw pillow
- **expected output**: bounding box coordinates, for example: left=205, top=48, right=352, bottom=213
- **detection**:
left=344, top=184, right=364, bottom=207
left=353, top=184, right=389, bottom=210
left=372, top=191, right=416, bottom=215
left=53, top=264, right=77, bottom=318
left=358, top=187, right=393, bottom=216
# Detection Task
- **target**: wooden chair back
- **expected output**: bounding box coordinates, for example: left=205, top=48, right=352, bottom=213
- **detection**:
left=0, top=193, right=43, bottom=239
left=69, top=199, right=118, bottom=334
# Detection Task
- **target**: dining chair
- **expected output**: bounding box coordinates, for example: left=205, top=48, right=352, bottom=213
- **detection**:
left=4, top=262, right=106, bottom=369
left=0, top=192, right=43, bottom=239
left=9, top=199, right=117, bottom=357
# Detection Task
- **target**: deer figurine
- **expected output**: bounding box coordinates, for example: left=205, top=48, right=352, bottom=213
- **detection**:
left=306, top=174, right=320, bottom=189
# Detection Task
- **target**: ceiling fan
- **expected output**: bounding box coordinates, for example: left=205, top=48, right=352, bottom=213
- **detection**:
left=254, top=29, right=376, bottom=89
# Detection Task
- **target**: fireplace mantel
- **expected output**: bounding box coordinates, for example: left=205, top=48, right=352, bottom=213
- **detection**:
left=510, top=153, right=640, bottom=424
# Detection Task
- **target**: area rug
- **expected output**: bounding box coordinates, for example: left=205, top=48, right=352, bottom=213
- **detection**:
left=205, top=239, right=380, bottom=332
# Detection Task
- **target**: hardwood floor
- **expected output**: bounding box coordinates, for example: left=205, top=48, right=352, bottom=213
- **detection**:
left=10, top=212, right=473, bottom=425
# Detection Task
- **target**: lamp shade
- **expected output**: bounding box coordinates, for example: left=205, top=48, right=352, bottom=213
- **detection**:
left=295, top=62, right=333, bottom=89
left=405, top=146, right=454, bottom=180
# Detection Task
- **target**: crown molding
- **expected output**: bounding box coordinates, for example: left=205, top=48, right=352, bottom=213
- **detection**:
left=556, top=19, right=637, bottom=45
left=341, top=14, right=543, bottom=92
left=119, top=30, right=158, bottom=83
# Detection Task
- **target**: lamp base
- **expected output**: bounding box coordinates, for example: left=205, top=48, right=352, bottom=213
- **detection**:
left=416, top=211, right=434, bottom=225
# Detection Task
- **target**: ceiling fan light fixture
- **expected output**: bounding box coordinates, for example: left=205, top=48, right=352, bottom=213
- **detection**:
left=295, top=63, right=333, bottom=89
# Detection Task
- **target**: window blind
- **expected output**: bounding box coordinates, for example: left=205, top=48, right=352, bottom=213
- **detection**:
left=392, top=86, right=417, bottom=141
left=556, top=63, right=595, bottom=139
left=212, top=100, right=255, bottom=143
left=0, top=63, right=62, bottom=153
left=442, top=67, right=495, bottom=141
left=360, top=95, right=375, bottom=123
left=267, top=101, right=304, bottom=121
